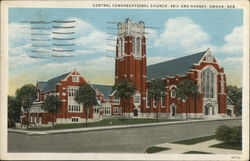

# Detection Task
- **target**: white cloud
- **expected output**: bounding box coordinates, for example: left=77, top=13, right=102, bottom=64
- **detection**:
left=9, top=23, right=31, bottom=47
left=154, top=17, right=210, bottom=54
left=218, top=57, right=242, bottom=68
left=145, top=28, right=158, bottom=48
left=213, top=26, right=243, bottom=55
left=147, top=56, right=174, bottom=65
left=71, top=18, right=111, bottom=53
left=85, top=56, right=114, bottom=70
left=76, top=50, right=95, bottom=55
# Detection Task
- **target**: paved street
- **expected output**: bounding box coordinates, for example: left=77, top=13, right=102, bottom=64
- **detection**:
left=8, top=119, right=241, bottom=153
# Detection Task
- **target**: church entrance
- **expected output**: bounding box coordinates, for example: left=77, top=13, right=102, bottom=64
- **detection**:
left=133, top=109, right=138, bottom=117
left=205, top=104, right=214, bottom=115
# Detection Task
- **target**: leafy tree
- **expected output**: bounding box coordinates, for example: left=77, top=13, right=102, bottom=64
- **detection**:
left=176, top=80, right=199, bottom=120
left=113, top=79, right=136, bottom=119
left=15, top=84, right=37, bottom=127
left=8, top=96, right=21, bottom=127
left=148, top=78, right=165, bottom=122
left=42, top=95, right=61, bottom=126
left=227, top=85, right=242, bottom=116
left=75, top=84, right=97, bottom=127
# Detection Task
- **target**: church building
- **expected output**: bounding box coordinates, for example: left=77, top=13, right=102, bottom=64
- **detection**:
left=113, top=18, right=233, bottom=119
left=23, top=18, right=234, bottom=126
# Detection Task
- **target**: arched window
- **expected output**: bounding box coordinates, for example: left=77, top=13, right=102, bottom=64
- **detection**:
left=201, top=68, right=215, bottom=99
left=136, top=37, right=140, bottom=55
left=120, top=38, right=123, bottom=56
left=171, top=89, right=176, bottom=98
left=132, top=37, right=135, bottom=53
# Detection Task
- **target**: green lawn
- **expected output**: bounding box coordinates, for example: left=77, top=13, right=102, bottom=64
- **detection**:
left=171, top=135, right=215, bottom=145
left=210, top=142, right=242, bottom=151
left=183, top=151, right=212, bottom=154
left=146, top=146, right=171, bottom=153
left=27, top=118, right=183, bottom=131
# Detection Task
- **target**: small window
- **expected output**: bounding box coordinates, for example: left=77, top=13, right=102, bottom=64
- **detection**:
left=146, top=92, right=150, bottom=108
left=114, top=97, right=120, bottom=104
left=72, top=75, right=79, bottom=82
left=161, top=96, right=166, bottom=107
left=134, top=96, right=140, bottom=104
left=171, top=89, right=176, bottom=98
left=72, top=117, right=79, bottom=122
left=154, top=98, right=157, bottom=108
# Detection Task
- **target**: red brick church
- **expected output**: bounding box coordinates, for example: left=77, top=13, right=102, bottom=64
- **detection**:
left=23, top=18, right=234, bottom=126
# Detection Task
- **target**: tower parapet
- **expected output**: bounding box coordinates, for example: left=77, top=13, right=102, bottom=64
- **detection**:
left=118, top=18, right=145, bottom=38
left=115, top=18, right=147, bottom=116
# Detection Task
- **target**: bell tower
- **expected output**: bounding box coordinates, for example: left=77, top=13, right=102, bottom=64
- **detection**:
left=115, top=18, right=147, bottom=116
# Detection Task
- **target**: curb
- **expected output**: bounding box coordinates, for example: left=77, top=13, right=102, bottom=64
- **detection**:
left=8, top=118, right=241, bottom=136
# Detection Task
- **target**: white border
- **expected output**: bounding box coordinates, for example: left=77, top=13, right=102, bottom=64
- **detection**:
left=0, top=0, right=249, bottom=160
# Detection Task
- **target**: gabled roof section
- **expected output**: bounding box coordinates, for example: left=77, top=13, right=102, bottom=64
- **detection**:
left=147, top=50, right=207, bottom=80
left=91, top=84, right=113, bottom=100
left=37, top=81, right=47, bottom=91
left=39, top=72, right=71, bottom=93
left=227, top=97, right=234, bottom=106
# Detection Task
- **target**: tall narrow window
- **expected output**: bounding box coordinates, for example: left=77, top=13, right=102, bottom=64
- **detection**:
left=132, top=37, right=135, bottom=54
left=202, top=68, right=215, bottom=99
left=120, top=38, right=123, bottom=56
left=161, top=96, right=166, bottom=107
left=147, top=93, right=150, bottom=108
left=171, top=89, right=176, bottom=98
left=154, top=98, right=157, bottom=107
left=136, top=37, right=140, bottom=55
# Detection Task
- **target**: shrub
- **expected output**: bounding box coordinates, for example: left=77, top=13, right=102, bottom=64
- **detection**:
left=230, top=126, right=242, bottom=144
left=215, top=125, right=232, bottom=143
left=215, top=125, right=242, bottom=144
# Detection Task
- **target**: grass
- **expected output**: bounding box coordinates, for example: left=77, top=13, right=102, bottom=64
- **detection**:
left=171, top=135, right=215, bottom=145
left=27, top=118, right=183, bottom=131
left=210, top=142, right=242, bottom=151
left=146, top=146, right=171, bottom=153
left=183, top=151, right=212, bottom=154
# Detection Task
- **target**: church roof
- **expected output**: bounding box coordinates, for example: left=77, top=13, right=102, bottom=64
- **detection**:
left=38, top=72, right=71, bottom=93
left=147, top=50, right=207, bottom=80
left=91, top=84, right=113, bottom=100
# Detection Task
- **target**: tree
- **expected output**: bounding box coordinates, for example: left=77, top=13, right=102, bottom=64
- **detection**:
left=42, top=95, right=61, bottom=126
left=15, top=84, right=37, bottom=127
left=227, top=85, right=242, bottom=116
left=75, top=84, right=97, bottom=127
left=148, top=78, right=165, bottom=122
left=176, top=80, right=199, bottom=120
left=113, top=79, right=136, bottom=119
left=8, top=96, right=21, bottom=128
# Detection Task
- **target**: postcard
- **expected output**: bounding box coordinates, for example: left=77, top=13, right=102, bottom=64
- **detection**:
left=0, top=0, right=249, bottom=160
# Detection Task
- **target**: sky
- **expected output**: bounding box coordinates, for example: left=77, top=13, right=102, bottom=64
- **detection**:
left=8, top=8, right=243, bottom=95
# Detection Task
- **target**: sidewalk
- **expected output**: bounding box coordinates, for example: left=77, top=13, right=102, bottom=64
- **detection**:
left=154, top=139, right=241, bottom=154
left=8, top=117, right=241, bottom=136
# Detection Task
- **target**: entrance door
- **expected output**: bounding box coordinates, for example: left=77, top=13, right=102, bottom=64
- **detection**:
left=227, top=109, right=232, bottom=117
left=171, top=106, right=176, bottom=117
left=205, top=104, right=214, bottom=115
left=133, top=109, right=138, bottom=117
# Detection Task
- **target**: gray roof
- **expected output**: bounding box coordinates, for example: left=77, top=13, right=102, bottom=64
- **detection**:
left=38, top=72, right=71, bottom=93
left=91, top=84, right=113, bottom=100
left=147, top=51, right=207, bottom=80
left=227, top=97, right=234, bottom=105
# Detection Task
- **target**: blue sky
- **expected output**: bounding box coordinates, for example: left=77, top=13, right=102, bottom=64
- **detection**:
left=8, top=8, right=243, bottom=95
